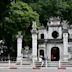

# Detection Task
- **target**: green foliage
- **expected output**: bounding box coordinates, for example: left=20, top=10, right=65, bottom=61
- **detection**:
left=3, top=1, right=39, bottom=47
left=0, top=0, right=11, bottom=21
left=0, top=0, right=12, bottom=43
left=21, top=0, right=39, bottom=3
left=1, top=0, right=72, bottom=58
left=26, top=0, right=72, bottom=25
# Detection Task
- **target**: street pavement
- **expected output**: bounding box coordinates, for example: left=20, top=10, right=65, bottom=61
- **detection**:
left=0, top=67, right=72, bottom=72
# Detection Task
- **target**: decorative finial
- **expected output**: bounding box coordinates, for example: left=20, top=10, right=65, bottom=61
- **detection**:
left=16, top=31, right=23, bottom=38
left=62, top=20, right=68, bottom=29
left=18, top=31, right=22, bottom=35
left=49, top=17, right=60, bottom=21
left=32, top=21, right=37, bottom=30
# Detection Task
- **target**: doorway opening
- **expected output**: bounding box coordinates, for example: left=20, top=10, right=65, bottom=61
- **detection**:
left=51, top=47, right=60, bottom=61
left=40, top=50, right=44, bottom=57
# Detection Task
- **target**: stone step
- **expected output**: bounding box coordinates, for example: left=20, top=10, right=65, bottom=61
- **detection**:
left=34, top=61, right=72, bottom=67
left=48, top=61, right=59, bottom=67
left=61, top=61, right=72, bottom=67
left=21, top=58, right=32, bottom=65
left=48, top=61, right=72, bottom=67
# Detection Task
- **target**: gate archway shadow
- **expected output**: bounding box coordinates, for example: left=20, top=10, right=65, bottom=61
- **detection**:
left=51, top=47, right=60, bottom=61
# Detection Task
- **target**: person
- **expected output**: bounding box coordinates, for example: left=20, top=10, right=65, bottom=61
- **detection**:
left=41, top=56, right=45, bottom=67
left=39, top=56, right=42, bottom=62
left=42, top=56, right=45, bottom=61
left=38, top=56, right=42, bottom=67
left=39, top=55, right=45, bottom=67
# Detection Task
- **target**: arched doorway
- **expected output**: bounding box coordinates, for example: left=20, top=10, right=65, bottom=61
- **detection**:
left=51, top=47, right=60, bottom=61
left=40, top=50, right=44, bottom=57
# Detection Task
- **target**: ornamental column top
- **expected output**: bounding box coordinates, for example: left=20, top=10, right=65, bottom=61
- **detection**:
left=16, top=31, right=23, bottom=38
left=62, top=20, right=68, bottom=29
left=32, top=21, right=37, bottom=30
left=31, top=21, right=38, bottom=34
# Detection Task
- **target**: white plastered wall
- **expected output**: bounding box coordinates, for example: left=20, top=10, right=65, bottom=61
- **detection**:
left=68, top=29, right=72, bottom=38
left=48, top=27, right=62, bottom=39
left=47, top=43, right=63, bottom=61
left=38, top=29, right=48, bottom=39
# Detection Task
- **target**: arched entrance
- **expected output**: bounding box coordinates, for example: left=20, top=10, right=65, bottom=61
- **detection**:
left=51, top=47, right=60, bottom=61
left=40, top=50, right=44, bottom=57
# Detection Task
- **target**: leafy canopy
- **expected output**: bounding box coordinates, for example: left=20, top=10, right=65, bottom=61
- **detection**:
left=23, top=0, right=72, bottom=25
left=3, top=1, right=39, bottom=47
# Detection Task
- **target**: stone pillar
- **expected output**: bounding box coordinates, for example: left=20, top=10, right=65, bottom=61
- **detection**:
left=31, top=21, right=38, bottom=65
left=16, top=31, right=23, bottom=63
left=63, top=30, right=68, bottom=61
left=45, top=40, right=48, bottom=67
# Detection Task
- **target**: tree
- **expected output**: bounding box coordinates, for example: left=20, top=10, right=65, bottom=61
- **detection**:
left=0, top=0, right=12, bottom=40
left=21, top=0, right=39, bottom=3
left=2, top=1, right=39, bottom=57
left=0, top=0, right=11, bottom=20
left=22, top=0, right=72, bottom=25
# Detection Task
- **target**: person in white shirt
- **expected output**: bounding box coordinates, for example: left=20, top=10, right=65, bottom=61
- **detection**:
left=39, top=55, right=44, bottom=67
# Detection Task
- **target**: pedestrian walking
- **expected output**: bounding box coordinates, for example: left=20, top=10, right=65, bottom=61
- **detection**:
left=40, top=55, right=45, bottom=67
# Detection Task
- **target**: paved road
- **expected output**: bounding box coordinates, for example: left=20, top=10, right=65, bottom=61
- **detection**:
left=0, top=68, right=72, bottom=72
